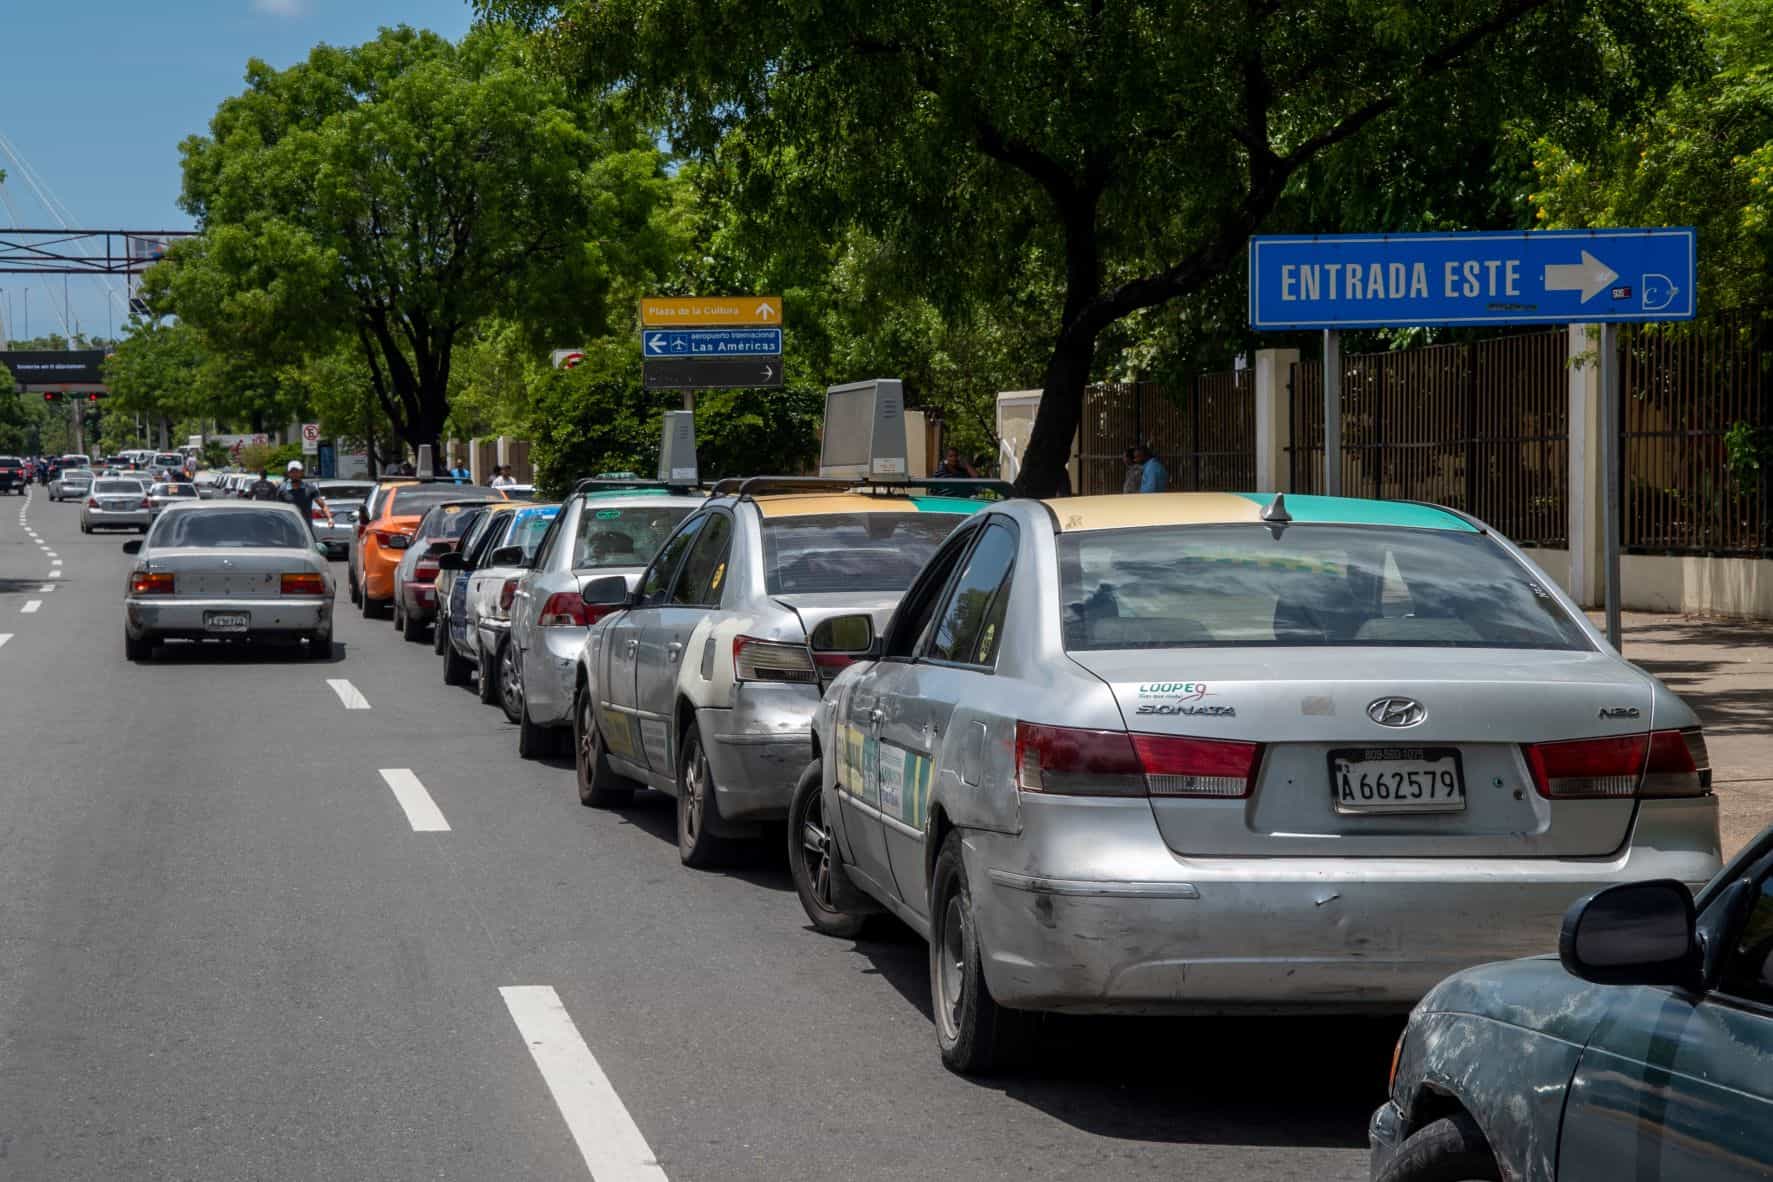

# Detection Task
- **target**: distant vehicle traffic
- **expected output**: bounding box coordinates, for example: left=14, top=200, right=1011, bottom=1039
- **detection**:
left=49, top=468, right=93, bottom=502
left=1375, top=820, right=1773, bottom=1181
left=146, top=481, right=200, bottom=520
left=0, top=456, right=27, bottom=495
left=308, top=479, right=375, bottom=558
left=791, top=491, right=1721, bottom=1072
left=121, top=502, right=334, bottom=661
left=354, top=482, right=504, bottom=619
left=391, top=500, right=489, bottom=642
left=447, top=500, right=559, bottom=721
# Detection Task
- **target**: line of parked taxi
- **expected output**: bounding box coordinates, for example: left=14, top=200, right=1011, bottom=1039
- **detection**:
left=236, top=470, right=1772, bottom=1179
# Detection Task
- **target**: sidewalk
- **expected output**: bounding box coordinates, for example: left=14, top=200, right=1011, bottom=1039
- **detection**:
left=1614, top=612, right=1773, bottom=858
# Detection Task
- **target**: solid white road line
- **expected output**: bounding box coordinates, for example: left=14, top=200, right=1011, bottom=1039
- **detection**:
left=500, top=986, right=668, bottom=1182
left=20, top=600, right=40, bottom=614
left=376, top=768, right=450, bottom=833
left=326, top=678, right=371, bottom=709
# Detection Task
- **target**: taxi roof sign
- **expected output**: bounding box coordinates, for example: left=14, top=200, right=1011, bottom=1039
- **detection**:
left=640, top=296, right=782, bottom=327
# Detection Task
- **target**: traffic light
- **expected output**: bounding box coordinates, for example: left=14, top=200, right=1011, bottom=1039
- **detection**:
left=87, top=392, right=99, bottom=403
left=42, top=392, right=59, bottom=403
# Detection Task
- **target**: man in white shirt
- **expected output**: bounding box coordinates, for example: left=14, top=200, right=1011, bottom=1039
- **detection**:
left=490, top=466, right=517, bottom=489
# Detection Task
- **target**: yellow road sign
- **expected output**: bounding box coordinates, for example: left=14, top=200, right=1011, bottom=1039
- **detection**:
left=640, top=296, right=782, bottom=327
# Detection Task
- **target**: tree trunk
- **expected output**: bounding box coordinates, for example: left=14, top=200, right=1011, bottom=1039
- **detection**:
left=1013, top=330, right=1097, bottom=497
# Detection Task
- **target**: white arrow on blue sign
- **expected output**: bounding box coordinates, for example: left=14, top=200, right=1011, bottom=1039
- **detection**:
left=1248, top=227, right=1695, bottom=330
left=642, top=327, right=783, bottom=357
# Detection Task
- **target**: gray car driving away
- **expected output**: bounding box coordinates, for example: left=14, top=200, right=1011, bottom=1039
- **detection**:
left=790, top=491, right=1722, bottom=1073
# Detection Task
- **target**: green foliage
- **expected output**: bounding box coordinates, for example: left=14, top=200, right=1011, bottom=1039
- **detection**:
left=199, top=440, right=231, bottom=469
left=1534, top=0, right=1773, bottom=313
left=161, top=24, right=680, bottom=453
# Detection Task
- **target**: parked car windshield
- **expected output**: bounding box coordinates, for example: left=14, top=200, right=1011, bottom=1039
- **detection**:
left=1057, top=523, right=1591, bottom=651
left=572, top=504, right=693, bottom=569
left=154, top=509, right=310, bottom=549
left=762, top=512, right=966, bottom=594
left=390, top=485, right=504, bottom=517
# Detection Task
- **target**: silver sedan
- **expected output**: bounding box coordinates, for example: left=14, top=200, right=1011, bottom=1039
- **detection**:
left=81, top=477, right=150, bottom=533
left=791, top=491, right=1722, bottom=1072
left=50, top=469, right=93, bottom=502
left=122, top=501, right=335, bottom=661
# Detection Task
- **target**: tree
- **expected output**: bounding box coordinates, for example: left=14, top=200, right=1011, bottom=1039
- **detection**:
left=161, top=24, right=680, bottom=459
left=486, top=0, right=1698, bottom=493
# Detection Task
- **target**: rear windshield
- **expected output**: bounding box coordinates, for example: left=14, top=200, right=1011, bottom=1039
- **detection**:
left=155, top=510, right=309, bottom=549
left=1058, top=523, right=1589, bottom=651
left=762, top=512, right=965, bottom=594
left=94, top=480, right=143, bottom=494
left=573, top=505, right=693, bottom=569
left=0, top=457, right=21, bottom=466
left=317, top=482, right=374, bottom=501
left=390, top=486, right=503, bottom=517
left=418, top=504, right=485, bottom=540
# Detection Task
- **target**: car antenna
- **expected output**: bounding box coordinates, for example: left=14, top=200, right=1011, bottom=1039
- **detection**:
left=1261, top=491, right=1291, bottom=537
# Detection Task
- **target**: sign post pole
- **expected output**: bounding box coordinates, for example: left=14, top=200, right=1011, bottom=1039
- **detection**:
left=1323, top=330, right=1343, bottom=497
left=1598, top=323, right=1623, bottom=649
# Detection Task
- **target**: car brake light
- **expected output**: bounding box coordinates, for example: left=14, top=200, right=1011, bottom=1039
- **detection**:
left=1014, top=722, right=1261, bottom=798
left=1522, top=729, right=1710, bottom=799
left=86, top=498, right=99, bottom=508
left=280, top=572, right=327, bottom=595
left=733, top=635, right=817, bottom=684
left=538, top=591, right=593, bottom=628
left=311, top=506, right=327, bottom=520
left=131, top=571, right=175, bottom=594
left=375, top=530, right=412, bottom=549
left=414, top=560, right=440, bottom=582
left=139, top=498, right=151, bottom=509
left=499, top=578, right=519, bottom=612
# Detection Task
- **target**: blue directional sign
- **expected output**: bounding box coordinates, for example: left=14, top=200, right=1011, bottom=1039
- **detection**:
left=641, top=327, right=783, bottom=358
left=1248, top=228, right=1696, bottom=330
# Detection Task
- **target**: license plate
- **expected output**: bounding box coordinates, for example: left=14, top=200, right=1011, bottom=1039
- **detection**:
left=1329, top=747, right=1466, bottom=814
left=106, top=500, right=133, bottom=510
left=204, top=612, right=250, bottom=633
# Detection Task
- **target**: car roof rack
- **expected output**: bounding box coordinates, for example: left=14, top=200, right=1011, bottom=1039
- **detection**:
left=572, top=477, right=702, bottom=496
left=708, top=475, right=1015, bottom=501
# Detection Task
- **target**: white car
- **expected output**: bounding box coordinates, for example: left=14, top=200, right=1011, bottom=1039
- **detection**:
left=81, top=477, right=150, bottom=533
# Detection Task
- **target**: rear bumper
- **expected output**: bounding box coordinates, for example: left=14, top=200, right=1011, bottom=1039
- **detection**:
left=84, top=508, right=149, bottom=528
left=698, top=684, right=822, bottom=820
left=126, top=596, right=332, bottom=638
left=524, top=625, right=586, bottom=725
left=401, top=581, right=438, bottom=620
left=964, top=794, right=1720, bottom=1014
left=362, top=552, right=399, bottom=599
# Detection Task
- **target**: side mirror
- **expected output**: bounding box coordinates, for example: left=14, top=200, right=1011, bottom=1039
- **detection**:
left=436, top=552, right=465, bottom=572
left=810, top=613, right=878, bottom=657
left=1559, top=879, right=1700, bottom=989
left=121, top=539, right=143, bottom=555
left=580, top=575, right=631, bottom=608
left=426, top=539, right=454, bottom=557
left=490, top=545, right=525, bottom=567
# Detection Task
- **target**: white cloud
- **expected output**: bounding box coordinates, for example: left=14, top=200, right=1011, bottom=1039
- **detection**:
left=253, top=0, right=306, bottom=16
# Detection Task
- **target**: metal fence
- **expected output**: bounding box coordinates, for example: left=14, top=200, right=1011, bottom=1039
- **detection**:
left=1077, top=373, right=1256, bottom=494
left=1621, top=319, right=1773, bottom=555
left=1288, top=329, right=1569, bottom=546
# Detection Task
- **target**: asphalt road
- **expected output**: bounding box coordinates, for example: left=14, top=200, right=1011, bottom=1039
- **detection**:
left=0, top=486, right=1389, bottom=1180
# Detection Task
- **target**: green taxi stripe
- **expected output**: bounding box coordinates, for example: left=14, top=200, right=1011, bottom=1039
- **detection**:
left=910, top=496, right=990, bottom=514
left=1232, top=493, right=1477, bottom=532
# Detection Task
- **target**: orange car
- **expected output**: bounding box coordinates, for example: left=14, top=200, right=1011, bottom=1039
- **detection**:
left=351, top=481, right=507, bottom=617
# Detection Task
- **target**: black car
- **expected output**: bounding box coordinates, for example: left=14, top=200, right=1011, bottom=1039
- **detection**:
left=0, top=456, right=27, bottom=494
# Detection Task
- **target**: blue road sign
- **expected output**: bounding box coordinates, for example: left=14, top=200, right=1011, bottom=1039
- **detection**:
left=1248, top=228, right=1695, bottom=330
left=641, top=327, right=783, bottom=358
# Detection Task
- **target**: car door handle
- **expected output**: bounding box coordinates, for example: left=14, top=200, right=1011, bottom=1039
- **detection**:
left=666, top=641, right=684, bottom=662
left=625, top=639, right=638, bottom=654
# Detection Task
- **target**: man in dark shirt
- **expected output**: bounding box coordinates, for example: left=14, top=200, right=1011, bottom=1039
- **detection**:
left=278, top=460, right=332, bottom=531
left=247, top=469, right=280, bottom=500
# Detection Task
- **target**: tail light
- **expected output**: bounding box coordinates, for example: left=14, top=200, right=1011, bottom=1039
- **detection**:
left=1014, top=722, right=1261, bottom=798
left=1523, top=729, right=1710, bottom=799
left=812, top=652, right=858, bottom=681
left=86, top=498, right=98, bottom=508
left=280, top=572, right=327, bottom=595
left=311, top=506, right=327, bottom=520
left=130, top=571, right=175, bottom=595
left=414, top=560, right=440, bottom=582
left=538, top=591, right=594, bottom=628
left=499, top=578, right=519, bottom=613
left=374, top=530, right=412, bottom=549
left=733, top=636, right=817, bottom=684
left=139, top=498, right=151, bottom=509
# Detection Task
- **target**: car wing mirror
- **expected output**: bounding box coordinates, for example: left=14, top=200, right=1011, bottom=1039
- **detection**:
left=121, top=539, right=143, bottom=555
left=490, top=545, right=525, bottom=567
left=426, top=539, right=454, bottom=557
left=580, top=574, right=632, bottom=608
left=810, top=613, right=879, bottom=659
left=1559, top=879, right=1701, bottom=989
left=436, top=552, right=465, bottom=572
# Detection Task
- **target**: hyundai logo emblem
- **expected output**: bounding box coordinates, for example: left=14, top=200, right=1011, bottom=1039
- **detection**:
left=1367, top=697, right=1426, bottom=728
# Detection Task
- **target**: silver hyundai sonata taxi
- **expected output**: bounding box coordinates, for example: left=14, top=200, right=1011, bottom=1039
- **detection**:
left=790, top=492, right=1722, bottom=1073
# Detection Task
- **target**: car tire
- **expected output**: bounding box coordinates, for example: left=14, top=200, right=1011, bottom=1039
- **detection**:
left=477, top=637, right=502, bottom=706
left=443, top=635, right=472, bottom=687
left=361, top=591, right=385, bottom=620
left=675, top=724, right=731, bottom=868
left=788, top=759, right=869, bottom=938
left=400, top=604, right=427, bottom=643
left=124, top=631, right=152, bottom=662
left=432, top=610, right=449, bottom=655
left=517, top=698, right=556, bottom=760
left=496, top=636, right=524, bottom=724
left=574, top=686, right=634, bottom=808
left=1374, top=1115, right=1501, bottom=1182
left=930, top=830, right=1028, bottom=1075
left=348, top=573, right=360, bottom=606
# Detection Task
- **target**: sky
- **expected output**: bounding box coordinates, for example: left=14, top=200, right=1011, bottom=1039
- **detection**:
left=0, top=0, right=475, bottom=345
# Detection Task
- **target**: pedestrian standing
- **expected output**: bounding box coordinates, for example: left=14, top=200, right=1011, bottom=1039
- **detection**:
left=1134, top=444, right=1168, bottom=493
left=1121, top=448, right=1142, bottom=494
left=490, top=466, right=518, bottom=490
left=278, top=460, right=333, bottom=531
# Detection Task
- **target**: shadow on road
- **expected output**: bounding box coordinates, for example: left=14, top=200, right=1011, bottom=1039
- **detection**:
left=611, top=790, right=796, bottom=892
left=845, top=919, right=1391, bottom=1149
left=0, top=577, right=48, bottom=595
left=134, top=638, right=351, bottom=664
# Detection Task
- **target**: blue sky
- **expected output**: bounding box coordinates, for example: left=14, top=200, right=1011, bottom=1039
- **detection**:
left=0, top=0, right=474, bottom=343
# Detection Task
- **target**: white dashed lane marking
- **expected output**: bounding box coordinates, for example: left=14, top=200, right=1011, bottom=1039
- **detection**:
left=326, top=678, right=371, bottom=709
left=376, top=769, right=450, bottom=833
left=36, top=585, right=51, bottom=594
left=0, top=634, right=11, bottom=648
left=500, top=986, right=668, bottom=1182
left=20, top=601, right=40, bottom=614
